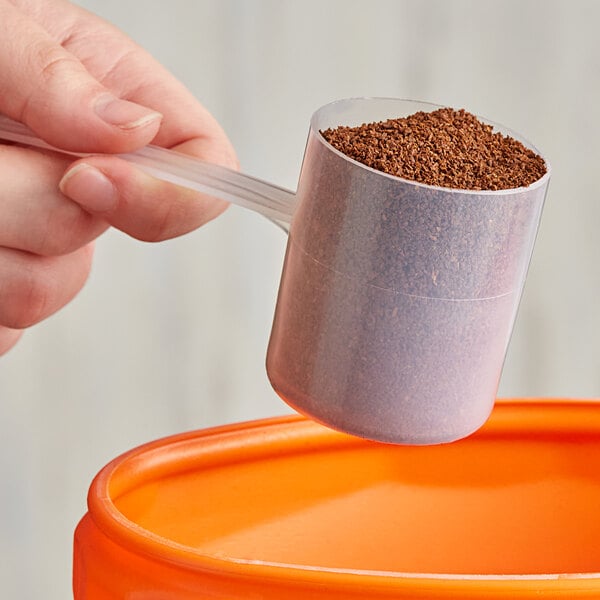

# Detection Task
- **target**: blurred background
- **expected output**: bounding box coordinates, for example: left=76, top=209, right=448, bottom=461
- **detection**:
left=0, top=0, right=598, bottom=597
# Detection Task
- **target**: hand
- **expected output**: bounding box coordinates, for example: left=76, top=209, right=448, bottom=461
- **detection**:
left=0, top=0, right=238, bottom=355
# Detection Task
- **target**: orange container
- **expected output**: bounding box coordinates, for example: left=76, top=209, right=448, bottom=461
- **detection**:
left=74, top=399, right=600, bottom=598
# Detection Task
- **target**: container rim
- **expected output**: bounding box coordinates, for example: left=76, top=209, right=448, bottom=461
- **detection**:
left=86, top=398, right=600, bottom=593
left=310, top=97, right=551, bottom=196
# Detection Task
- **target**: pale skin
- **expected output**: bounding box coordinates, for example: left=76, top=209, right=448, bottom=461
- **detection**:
left=0, top=0, right=238, bottom=355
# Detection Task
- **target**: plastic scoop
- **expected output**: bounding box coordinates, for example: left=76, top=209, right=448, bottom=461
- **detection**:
left=0, top=115, right=296, bottom=228
left=266, top=98, right=550, bottom=445
left=0, top=99, right=551, bottom=445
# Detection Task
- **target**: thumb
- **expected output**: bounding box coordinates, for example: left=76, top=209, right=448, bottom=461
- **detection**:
left=0, top=1, right=162, bottom=153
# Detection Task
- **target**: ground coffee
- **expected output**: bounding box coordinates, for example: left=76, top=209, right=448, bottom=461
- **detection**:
left=321, top=108, right=546, bottom=191
left=267, top=100, right=549, bottom=444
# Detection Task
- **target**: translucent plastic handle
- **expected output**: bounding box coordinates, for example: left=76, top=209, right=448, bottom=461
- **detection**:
left=0, top=115, right=296, bottom=228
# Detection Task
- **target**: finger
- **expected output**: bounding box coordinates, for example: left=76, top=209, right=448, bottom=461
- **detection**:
left=27, top=0, right=238, bottom=167
left=0, top=1, right=162, bottom=153
left=58, top=141, right=228, bottom=242
left=0, top=243, right=94, bottom=329
left=0, top=327, right=23, bottom=356
left=0, top=144, right=109, bottom=255
left=97, top=51, right=238, bottom=169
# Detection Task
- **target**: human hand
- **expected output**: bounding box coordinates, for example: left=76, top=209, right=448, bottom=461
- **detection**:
left=0, top=0, right=238, bottom=354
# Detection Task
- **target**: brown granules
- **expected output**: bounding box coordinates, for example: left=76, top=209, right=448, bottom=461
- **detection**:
left=321, top=108, right=547, bottom=190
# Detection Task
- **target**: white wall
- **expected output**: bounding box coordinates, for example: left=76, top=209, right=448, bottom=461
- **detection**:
left=1, top=1, right=598, bottom=597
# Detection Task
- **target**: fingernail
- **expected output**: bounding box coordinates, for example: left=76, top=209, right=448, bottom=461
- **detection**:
left=59, top=163, right=117, bottom=213
left=94, top=93, right=162, bottom=130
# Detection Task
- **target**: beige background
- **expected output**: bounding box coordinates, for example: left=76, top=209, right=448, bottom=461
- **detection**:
left=1, top=1, right=599, bottom=597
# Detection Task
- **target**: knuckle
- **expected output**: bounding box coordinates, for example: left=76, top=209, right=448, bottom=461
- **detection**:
left=33, top=43, right=80, bottom=85
left=19, top=43, right=83, bottom=122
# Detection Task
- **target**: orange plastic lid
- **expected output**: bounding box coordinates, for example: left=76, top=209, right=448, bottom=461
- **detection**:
left=74, top=399, right=600, bottom=598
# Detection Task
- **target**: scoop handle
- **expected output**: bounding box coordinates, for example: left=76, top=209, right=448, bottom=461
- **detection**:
left=0, top=115, right=295, bottom=228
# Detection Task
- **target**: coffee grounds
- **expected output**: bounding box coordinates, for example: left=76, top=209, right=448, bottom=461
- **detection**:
left=321, top=108, right=546, bottom=191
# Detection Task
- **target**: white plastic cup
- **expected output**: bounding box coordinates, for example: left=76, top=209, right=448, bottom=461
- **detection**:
left=267, top=98, right=550, bottom=445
